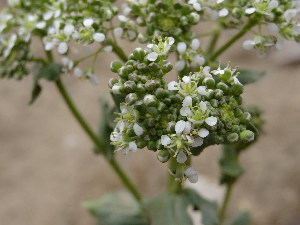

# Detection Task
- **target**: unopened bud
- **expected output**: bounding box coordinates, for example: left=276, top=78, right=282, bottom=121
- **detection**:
left=143, top=94, right=157, bottom=106
left=203, top=77, right=215, bottom=89
left=112, top=84, right=124, bottom=95
left=125, top=93, right=138, bottom=105
left=239, top=130, right=255, bottom=143
left=231, top=84, right=244, bottom=96
left=227, top=133, right=239, bottom=143
left=110, top=60, right=123, bottom=73
left=145, top=80, right=157, bottom=91
left=157, top=150, right=171, bottom=163
left=124, top=80, right=136, bottom=92
left=108, top=78, right=118, bottom=88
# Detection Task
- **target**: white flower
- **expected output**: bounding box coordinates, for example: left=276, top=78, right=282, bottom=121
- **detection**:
left=58, top=42, right=68, bottom=54
left=245, top=8, right=256, bottom=14
left=36, top=21, right=46, bottom=29
left=191, top=137, right=203, bottom=147
left=133, top=123, right=143, bottom=136
left=177, top=150, right=187, bottom=163
left=64, top=24, right=75, bottom=36
left=168, top=81, right=179, bottom=90
left=243, top=40, right=255, bottom=50
left=284, top=9, right=297, bottom=22
left=128, top=141, right=138, bottom=152
left=205, top=116, right=217, bottom=126
left=180, top=107, right=192, bottom=116
left=168, top=37, right=175, bottom=45
left=193, top=55, right=205, bottom=65
left=212, top=66, right=225, bottom=76
left=74, top=68, right=83, bottom=78
left=197, top=86, right=208, bottom=96
left=43, top=11, right=53, bottom=20
left=161, top=135, right=172, bottom=146
left=183, top=96, right=193, bottom=107
left=219, top=8, right=229, bottom=17
left=83, top=18, right=94, bottom=28
left=198, top=128, right=209, bottom=138
left=175, top=120, right=186, bottom=134
left=182, top=76, right=191, bottom=83
left=268, top=0, right=279, bottom=9
left=114, top=27, right=123, bottom=38
left=175, top=60, right=186, bottom=71
left=188, top=0, right=201, bottom=11
left=191, top=39, right=200, bottom=50
left=177, top=42, right=187, bottom=53
left=93, top=33, right=105, bottom=42
left=45, top=42, right=55, bottom=51
left=199, top=101, right=207, bottom=111
left=147, top=52, right=158, bottom=61
left=118, top=15, right=128, bottom=22
left=185, top=167, right=198, bottom=183
left=183, top=121, right=192, bottom=134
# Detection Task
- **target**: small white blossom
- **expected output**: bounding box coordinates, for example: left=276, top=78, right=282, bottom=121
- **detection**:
left=168, top=81, right=179, bottom=91
left=58, top=42, right=68, bottom=54
left=74, top=68, right=83, bottom=78
left=161, top=135, right=172, bottom=146
left=83, top=18, right=94, bottom=28
left=175, top=60, right=186, bottom=71
left=182, top=76, right=191, bottom=83
left=180, top=107, right=193, bottom=116
left=191, top=39, right=201, bottom=50
left=245, top=8, right=256, bottom=14
left=205, top=116, right=218, bottom=126
left=147, top=52, right=159, bottom=61
left=114, top=27, right=124, bottom=38
left=197, top=86, right=208, bottom=96
left=183, top=96, right=193, bottom=107
left=198, top=128, right=209, bottom=138
left=177, top=42, right=187, bottom=53
left=93, top=33, right=105, bottom=42
left=219, top=8, right=229, bottom=17
left=133, top=123, right=143, bottom=136
left=175, top=120, right=186, bottom=134
left=243, top=40, right=255, bottom=50
left=177, top=150, right=187, bottom=163
left=193, top=55, right=205, bottom=65
left=64, top=24, right=75, bottom=36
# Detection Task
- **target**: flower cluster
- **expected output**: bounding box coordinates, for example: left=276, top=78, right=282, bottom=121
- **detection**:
left=109, top=38, right=257, bottom=183
left=0, top=0, right=117, bottom=80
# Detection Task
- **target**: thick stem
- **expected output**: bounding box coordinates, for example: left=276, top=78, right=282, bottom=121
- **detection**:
left=218, top=182, right=234, bottom=225
left=167, top=156, right=183, bottom=194
left=55, top=78, right=142, bottom=202
left=210, top=19, right=257, bottom=62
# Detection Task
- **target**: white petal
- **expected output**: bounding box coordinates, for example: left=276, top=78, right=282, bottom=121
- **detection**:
left=185, top=167, right=197, bottom=176
left=104, top=45, right=113, bottom=52
left=147, top=52, right=158, bottom=61
left=205, top=116, right=217, bottom=126
left=182, top=76, right=191, bottom=83
left=197, top=86, right=208, bottom=96
left=175, top=60, right=186, bottom=71
left=128, top=142, right=137, bottom=152
left=45, top=42, right=54, bottom=51
left=245, top=8, right=256, bottom=14
left=198, top=128, right=209, bottom=138
left=183, top=121, right=192, bottom=134
left=161, top=135, right=172, bottom=146
left=114, top=27, right=123, bottom=38
left=93, top=33, right=105, bottom=42
left=191, top=137, right=203, bottom=147
left=187, top=174, right=199, bottom=183
left=36, top=21, right=46, bottom=29
left=74, top=68, right=83, bottom=78
left=118, top=15, right=128, bottom=22
left=88, top=74, right=100, bottom=86
left=243, top=40, right=255, bottom=50
left=64, top=24, right=75, bottom=36
left=168, top=81, right=179, bottom=91
left=83, top=18, right=94, bottom=28
left=267, top=23, right=279, bottom=33
left=191, top=39, right=200, bottom=50
left=177, top=42, right=187, bottom=53
left=58, top=42, right=68, bottom=54
left=175, top=120, right=186, bottom=134
left=168, top=37, right=175, bottom=45
left=268, top=0, right=278, bottom=9
left=133, top=123, right=143, bottom=136
left=182, top=96, right=192, bottom=107
left=219, top=8, right=229, bottom=17
left=193, top=55, right=205, bottom=65
left=180, top=107, right=192, bottom=117
left=177, top=150, right=187, bottom=163
left=110, top=132, right=120, bottom=142
left=199, top=101, right=207, bottom=111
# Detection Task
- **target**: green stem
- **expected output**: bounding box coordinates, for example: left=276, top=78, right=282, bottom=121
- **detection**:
left=210, top=19, right=257, bottom=62
left=167, top=156, right=183, bottom=194
left=218, top=182, right=234, bottom=225
left=107, top=39, right=128, bottom=62
left=55, top=78, right=142, bottom=202
left=207, top=27, right=221, bottom=54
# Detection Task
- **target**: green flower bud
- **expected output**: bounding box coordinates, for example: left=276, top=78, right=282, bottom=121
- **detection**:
left=167, top=122, right=175, bottom=132
left=146, top=107, right=158, bottom=115
left=216, top=82, right=229, bottom=93
left=157, top=150, right=171, bottom=163
left=214, top=135, right=224, bottom=144
left=163, top=98, right=172, bottom=106
left=239, top=130, right=255, bottom=143
left=127, top=128, right=135, bottom=137
left=157, top=102, right=167, bottom=112
left=140, top=75, right=149, bottom=84
left=125, top=93, right=138, bottom=105
left=124, top=80, right=136, bottom=92
left=136, top=83, right=145, bottom=94
left=231, top=125, right=240, bottom=133
left=133, top=47, right=147, bottom=61
left=210, top=99, right=219, bottom=108
left=189, top=12, right=200, bottom=24
left=227, top=133, right=239, bottom=143
left=148, top=140, right=158, bottom=151
left=155, top=88, right=169, bottom=99
left=221, top=69, right=232, bottom=81
left=214, top=89, right=224, bottom=99
left=137, top=63, right=148, bottom=72
left=203, top=77, right=215, bottom=89
left=234, top=108, right=243, bottom=117
left=232, top=7, right=242, bottom=18
left=128, top=73, right=138, bottom=81
left=231, top=84, right=244, bottom=96
left=143, top=94, right=157, bottom=106
left=145, top=80, right=157, bottom=91
left=110, top=60, right=123, bottom=73
left=148, top=62, right=160, bottom=72
left=119, top=67, right=129, bottom=78
left=112, top=84, right=125, bottom=95
left=162, top=62, right=173, bottom=73
left=137, top=139, right=147, bottom=148
left=108, top=78, right=118, bottom=88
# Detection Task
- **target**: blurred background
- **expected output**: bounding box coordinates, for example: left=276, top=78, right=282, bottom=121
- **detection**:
left=1, top=1, right=300, bottom=225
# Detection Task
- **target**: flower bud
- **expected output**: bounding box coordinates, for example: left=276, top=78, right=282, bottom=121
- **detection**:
left=136, top=83, right=145, bottom=94
left=231, top=84, right=244, bottom=96
left=214, top=89, right=224, bottom=99
left=148, top=62, right=160, bottom=72
left=124, top=80, right=136, bottom=92
left=231, top=125, right=240, bottom=133
left=143, top=94, right=157, bottom=106
left=232, top=7, right=242, bottom=18
left=108, top=78, right=118, bottom=88
left=189, top=12, right=200, bottom=24
left=155, top=88, right=169, bottom=99
left=167, top=122, right=175, bottom=132
left=128, top=73, right=138, bottom=81
left=136, top=139, right=147, bottom=148
left=203, top=77, right=215, bottom=89
left=147, top=140, right=158, bottom=151
left=112, top=84, right=124, bottom=95
left=157, top=150, right=171, bottom=163
left=137, top=63, right=148, bottom=72
left=210, top=99, right=219, bottom=108
left=145, top=80, right=157, bottom=91
left=162, top=62, right=173, bottom=73
left=157, top=102, right=167, bottom=112
left=227, top=133, right=239, bottom=143
left=133, top=47, right=147, bottom=61
left=118, top=67, right=129, bottom=78
left=216, top=82, right=229, bottom=93
left=239, top=130, right=255, bottom=143
left=125, top=93, right=138, bottom=105
left=110, top=60, right=123, bottom=73
left=140, top=75, right=149, bottom=84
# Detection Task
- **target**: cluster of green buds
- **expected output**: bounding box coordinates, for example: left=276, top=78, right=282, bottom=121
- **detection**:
left=0, top=0, right=117, bottom=80
left=109, top=37, right=258, bottom=183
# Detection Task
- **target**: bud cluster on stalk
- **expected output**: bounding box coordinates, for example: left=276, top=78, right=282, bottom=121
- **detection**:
left=109, top=37, right=258, bottom=183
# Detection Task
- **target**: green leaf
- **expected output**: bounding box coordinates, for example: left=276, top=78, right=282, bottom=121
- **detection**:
left=145, top=192, right=193, bottom=225
left=237, top=69, right=265, bottom=85
left=29, top=82, right=42, bottom=105
left=226, top=211, right=251, bottom=225
left=183, top=189, right=219, bottom=225
left=36, top=63, right=62, bottom=81
left=84, top=191, right=149, bottom=225
left=219, top=145, right=244, bottom=184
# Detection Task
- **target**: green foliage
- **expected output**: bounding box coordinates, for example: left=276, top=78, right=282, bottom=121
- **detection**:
left=237, top=69, right=265, bottom=85
left=84, top=191, right=149, bottom=225
left=226, top=211, right=251, bottom=225
left=183, top=189, right=219, bottom=225
left=219, top=145, right=244, bottom=184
